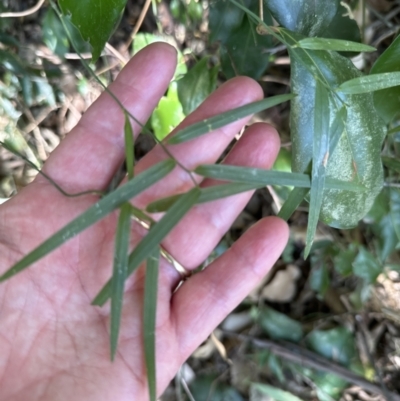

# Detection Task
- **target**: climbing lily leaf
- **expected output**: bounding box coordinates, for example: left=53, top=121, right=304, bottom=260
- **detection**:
left=110, top=202, right=131, bottom=361
left=92, top=188, right=200, bottom=306
left=337, top=72, right=400, bottom=94
left=168, top=94, right=294, bottom=144
left=0, top=159, right=175, bottom=282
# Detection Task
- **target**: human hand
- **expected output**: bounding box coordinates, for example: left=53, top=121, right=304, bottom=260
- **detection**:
left=0, top=43, right=288, bottom=401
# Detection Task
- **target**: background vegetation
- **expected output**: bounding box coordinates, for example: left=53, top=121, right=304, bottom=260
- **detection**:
left=0, top=0, right=400, bottom=400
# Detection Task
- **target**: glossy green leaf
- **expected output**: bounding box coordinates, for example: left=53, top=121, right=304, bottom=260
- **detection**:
left=124, top=112, right=135, bottom=180
left=258, top=306, right=303, bottom=342
left=282, top=28, right=385, bottom=228
left=250, top=383, right=305, bottom=401
left=92, top=188, right=200, bottom=306
left=264, top=0, right=338, bottom=37
left=306, top=327, right=356, bottom=366
left=298, top=38, right=375, bottom=53
left=375, top=213, right=398, bottom=262
left=190, top=374, right=244, bottom=401
left=352, top=247, right=382, bottom=284
left=390, top=188, right=400, bottom=242
left=195, top=165, right=365, bottom=192
left=110, top=203, right=131, bottom=361
left=382, top=156, right=400, bottom=174
left=168, top=94, right=293, bottom=144
left=309, top=261, right=329, bottom=297
left=337, top=72, right=400, bottom=94
left=220, top=13, right=272, bottom=80
left=143, top=249, right=159, bottom=401
left=210, top=0, right=272, bottom=79
left=371, top=34, right=400, bottom=123
left=305, top=81, right=330, bottom=258
left=58, top=0, right=127, bottom=61
left=0, top=159, right=175, bottom=282
left=151, top=82, right=185, bottom=141
left=146, top=182, right=260, bottom=213
left=177, top=57, right=218, bottom=115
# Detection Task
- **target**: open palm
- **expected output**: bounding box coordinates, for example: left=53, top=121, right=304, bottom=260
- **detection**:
left=0, top=43, right=288, bottom=401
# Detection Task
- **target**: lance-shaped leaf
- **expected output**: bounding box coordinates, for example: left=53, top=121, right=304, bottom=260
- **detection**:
left=337, top=72, right=400, bottom=94
left=146, top=182, right=261, bottom=213
left=382, top=156, right=400, bottom=174
left=304, top=81, right=330, bottom=258
left=92, top=188, right=200, bottom=306
left=0, top=159, right=175, bottom=282
left=124, top=112, right=135, bottom=180
left=143, top=249, right=159, bottom=401
left=195, top=165, right=365, bottom=192
left=277, top=107, right=346, bottom=222
left=298, top=38, right=375, bottom=53
left=58, top=0, right=127, bottom=62
left=110, top=203, right=131, bottom=361
left=167, top=94, right=294, bottom=144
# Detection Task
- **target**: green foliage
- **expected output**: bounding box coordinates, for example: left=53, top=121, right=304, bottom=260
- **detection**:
left=58, top=0, right=127, bottom=61
left=209, top=0, right=273, bottom=79
left=177, top=57, right=218, bottom=115
left=371, top=33, right=400, bottom=124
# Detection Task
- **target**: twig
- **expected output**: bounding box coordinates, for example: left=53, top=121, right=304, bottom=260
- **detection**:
left=222, top=331, right=400, bottom=401
left=105, top=43, right=128, bottom=64
left=0, top=0, right=45, bottom=18
left=124, top=0, right=152, bottom=52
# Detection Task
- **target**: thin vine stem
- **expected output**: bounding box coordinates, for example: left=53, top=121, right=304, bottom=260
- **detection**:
left=50, top=0, right=199, bottom=189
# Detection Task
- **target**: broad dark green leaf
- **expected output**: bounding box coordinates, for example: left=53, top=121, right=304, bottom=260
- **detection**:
left=92, top=188, right=200, bottom=306
left=143, top=249, right=159, bottom=401
left=168, top=94, right=294, bottom=144
left=210, top=0, right=272, bottom=79
left=177, top=57, right=218, bottom=115
left=110, top=203, right=131, bottom=361
left=146, top=182, right=260, bottom=213
left=124, top=112, right=135, bottom=180
left=333, top=245, right=357, bottom=277
left=337, top=72, right=400, bottom=94
left=220, top=13, right=272, bottom=80
left=0, top=159, right=175, bottom=282
left=58, top=0, right=127, bottom=61
left=306, top=327, right=356, bottom=366
left=195, top=165, right=365, bottom=192
left=352, top=246, right=382, bottom=284
left=264, top=0, right=338, bottom=37
left=309, top=261, right=329, bottom=297
left=382, top=156, right=400, bottom=174
left=371, top=34, right=400, bottom=124
left=298, top=38, right=375, bottom=53
left=305, top=81, right=330, bottom=258
left=375, top=214, right=398, bottom=262
left=258, top=306, right=303, bottom=342
left=282, top=28, right=385, bottom=228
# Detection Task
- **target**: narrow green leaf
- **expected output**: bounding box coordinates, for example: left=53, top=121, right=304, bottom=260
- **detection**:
left=0, top=159, right=175, bottom=282
left=110, top=203, right=131, bottom=361
left=146, top=182, right=260, bottom=213
left=278, top=187, right=309, bottom=221
left=143, top=249, right=159, bottom=401
left=337, top=72, right=400, bottom=94
left=329, top=106, right=346, bottom=156
left=92, top=187, right=200, bottom=306
left=388, top=126, right=400, bottom=135
left=304, top=81, right=330, bottom=258
left=382, top=156, right=400, bottom=174
left=194, top=165, right=365, bottom=192
left=298, top=38, right=375, bottom=53
left=124, top=112, right=135, bottom=180
left=167, top=94, right=294, bottom=144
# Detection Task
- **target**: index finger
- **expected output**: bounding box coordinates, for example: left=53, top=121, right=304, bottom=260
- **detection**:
left=39, top=43, right=178, bottom=193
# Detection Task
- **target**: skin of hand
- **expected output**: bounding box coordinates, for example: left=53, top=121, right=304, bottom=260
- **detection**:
left=0, top=43, right=289, bottom=400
